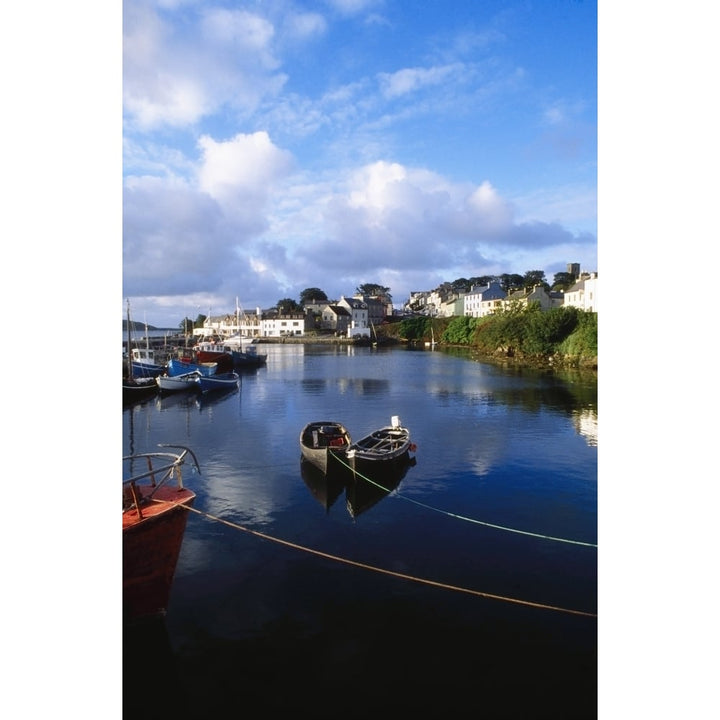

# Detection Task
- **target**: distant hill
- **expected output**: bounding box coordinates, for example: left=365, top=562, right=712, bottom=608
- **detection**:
left=122, top=320, right=177, bottom=332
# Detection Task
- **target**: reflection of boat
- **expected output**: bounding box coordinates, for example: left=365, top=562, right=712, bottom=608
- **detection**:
left=123, top=445, right=200, bottom=620
left=300, top=458, right=347, bottom=512
left=196, top=371, right=240, bottom=393
left=345, top=416, right=415, bottom=474
left=346, top=456, right=416, bottom=519
left=300, top=421, right=353, bottom=473
left=156, top=371, right=200, bottom=393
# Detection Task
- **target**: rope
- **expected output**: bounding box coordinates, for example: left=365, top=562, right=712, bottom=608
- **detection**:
left=177, top=501, right=596, bottom=619
left=332, top=455, right=598, bottom=548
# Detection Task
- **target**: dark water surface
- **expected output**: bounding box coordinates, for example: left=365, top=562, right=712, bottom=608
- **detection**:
left=123, top=344, right=597, bottom=718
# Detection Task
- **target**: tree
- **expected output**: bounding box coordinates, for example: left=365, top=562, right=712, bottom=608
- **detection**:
left=499, top=273, right=524, bottom=292
left=277, top=298, right=302, bottom=314
left=356, top=283, right=392, bottom=302
left=552, top=272, right=576, bottom=291
left=299, top=288, right=328, bottom=306
left=523, top=270, right=547, bottom=289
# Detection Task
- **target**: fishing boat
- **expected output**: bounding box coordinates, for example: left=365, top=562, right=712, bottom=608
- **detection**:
left=156, top=371, right=200, bottom=393
left=166, top=357, right=217, bottom=377
left=227, top=344, right=268, bottom=369
left=123, top=444, right=200, bottom=620
left=196, top=371, right=240, bottom=393
left=299, top=421, right=353, bottom=474
left=193, top=340, right=235, bottom=372
left=345, top=416, right=415, bottom=473
left=125, top=301, right=165, bottom=378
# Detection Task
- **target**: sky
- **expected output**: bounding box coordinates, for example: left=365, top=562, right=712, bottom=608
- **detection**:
left=122, top=0, right=597, bottom=328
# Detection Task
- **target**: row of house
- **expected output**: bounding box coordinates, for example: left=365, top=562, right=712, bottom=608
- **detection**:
left=197, top=272, right=598, bottom=340
left=196, top=294, right=386, bottom=340
left=405, top=272, right=598, bottom=318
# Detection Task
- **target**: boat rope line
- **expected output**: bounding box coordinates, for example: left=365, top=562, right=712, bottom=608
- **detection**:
left=331, top=456, right=597, bottom=549
left=174, top=501, right=596, bottom=619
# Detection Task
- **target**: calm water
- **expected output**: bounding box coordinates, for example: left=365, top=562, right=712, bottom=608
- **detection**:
left=123, top=344, right=598, bottom=718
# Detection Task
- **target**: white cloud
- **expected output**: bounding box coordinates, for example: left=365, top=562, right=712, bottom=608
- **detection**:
left=378, top=64, right=464, bottom=99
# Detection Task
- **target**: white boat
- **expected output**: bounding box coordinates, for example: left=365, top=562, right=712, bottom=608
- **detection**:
left=156, top=371, right=200, bottom=393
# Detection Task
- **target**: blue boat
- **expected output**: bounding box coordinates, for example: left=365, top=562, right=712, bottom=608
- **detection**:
left=196, top=371, right=240, bottom=393
left=167, top=357, right=217, bottom=377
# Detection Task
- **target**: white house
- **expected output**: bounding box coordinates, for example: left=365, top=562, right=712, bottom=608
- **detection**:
left=464, top=281, right=507, bottom=317
left=337, top=296, right=370, bottom=338
left=564, top=273, right=598, bottom=313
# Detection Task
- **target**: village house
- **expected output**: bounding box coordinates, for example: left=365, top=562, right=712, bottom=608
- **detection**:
left=504, top=285, right=564, bottom=311
left=337, top=296, right=371, bottom=338
left=319, top=304, right=352, bottom=334
left=464, top=281, right=507, bottom=317
left=564, top=273, right=598, bottom=312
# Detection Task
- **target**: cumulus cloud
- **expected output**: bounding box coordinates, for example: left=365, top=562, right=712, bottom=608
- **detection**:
left=123, top=2, right=286, bottom=130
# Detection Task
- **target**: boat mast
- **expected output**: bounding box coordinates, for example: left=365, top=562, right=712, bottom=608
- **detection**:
left=126, top=299, right=133, bottom=379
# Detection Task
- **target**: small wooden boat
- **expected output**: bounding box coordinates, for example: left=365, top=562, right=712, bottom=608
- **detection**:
left=300, top=421, right=353, bottom=474
left=167, top=357, right=217, bottom=377
left=345, top=416, right=415, bottom=473
left=123, top=376, right=158, bottom=404
left=123, top=445, right=200, bottom=620
left=196, top=371, right=240, bottom=393
left=156, top=371, right=200, bottom=393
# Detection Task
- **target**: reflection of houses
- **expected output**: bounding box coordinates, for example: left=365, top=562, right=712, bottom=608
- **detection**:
left=564, top=273, right=598, bottom=312
left=464, top=281, right=507, bottom=317
left=573, top=407, right=598, bottom=447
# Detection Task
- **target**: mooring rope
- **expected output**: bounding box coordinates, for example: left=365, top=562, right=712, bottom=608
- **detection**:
left=331, top=455, right=598, bottom=548
left=175, top=501, right=596, bottom=619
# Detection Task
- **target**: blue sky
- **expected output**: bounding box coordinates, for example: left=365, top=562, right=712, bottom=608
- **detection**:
left=122, top=0, right=597, bottom=327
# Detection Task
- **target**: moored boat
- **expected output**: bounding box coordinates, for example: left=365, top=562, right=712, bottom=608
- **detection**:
left=123, top=444, right=200, bottom=620
left=193, top=340, right=234, bottom=372
left=345, top=416, right=415, bottom=474
left=167, top=357, right=217, bottom=377
left=196, top=371, right=240, bottom=393
left=156, top=371, right=200, bottom=393
left=299, top=421, right=353, bottom=474
left=123, top=376, right=158, bottom=404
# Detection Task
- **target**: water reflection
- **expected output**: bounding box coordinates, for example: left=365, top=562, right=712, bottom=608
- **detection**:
left=300, top=459, right=346, bottom=512
left=300, top=456, right=417, bottom=519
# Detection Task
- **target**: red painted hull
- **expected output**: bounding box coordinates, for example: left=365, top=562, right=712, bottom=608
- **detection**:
left=195, top=350, right=233, bottom=372
left=123, top=485, right=195, bottom=620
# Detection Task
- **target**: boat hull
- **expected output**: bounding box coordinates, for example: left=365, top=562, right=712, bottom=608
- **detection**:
left=156, top=373, right=200, bottom=393
left=196, top=372, right=240, bottom=393
left=346, top=424, right=414, bottom=475
left=299, top=422, right=352, bottom=474
left=167, top=358, right=217, bottom=377
left=123, top=486, right=195, bottom=620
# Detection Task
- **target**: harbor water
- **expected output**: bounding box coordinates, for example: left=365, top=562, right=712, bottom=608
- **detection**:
left=123, top=343, right=598, bottom=717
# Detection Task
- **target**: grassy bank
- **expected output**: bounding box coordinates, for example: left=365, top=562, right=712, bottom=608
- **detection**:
left=386, top=306, right=598, bottom=370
